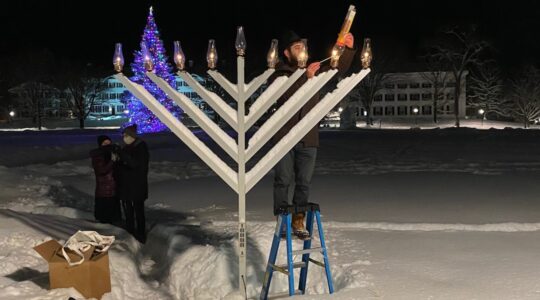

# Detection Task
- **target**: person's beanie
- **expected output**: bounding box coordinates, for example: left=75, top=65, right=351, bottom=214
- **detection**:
left=123, top=124, right=138, bottom=138
left=97, top=135, right=111, bottom=146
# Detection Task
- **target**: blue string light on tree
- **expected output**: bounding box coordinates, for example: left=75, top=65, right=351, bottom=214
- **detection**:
left=121, top=6, right=182, bottom=133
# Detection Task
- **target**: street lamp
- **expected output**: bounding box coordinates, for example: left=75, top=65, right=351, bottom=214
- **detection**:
left=478, top=108, right=485, bottom=127
left=413, top=107, right=419, bottom=126
left=338, top=107, right=343, bottom=113
left=9, top=111, right=15, bottom=117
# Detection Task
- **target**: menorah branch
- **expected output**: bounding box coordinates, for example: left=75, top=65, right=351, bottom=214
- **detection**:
left=208, top=70, right=239, bottom=101
left=147, top=72, right=239, bottom=163
left=244, top=69, right=275, bottom=99
left=116, top=74, right=239, bottom=192
left=245, top=69, right=305, bottom=130
left=245, top=69, right=371, bottom=192
left=245, top=69, right=338, bottom=161
left=177, top=71, right=238, bottom=129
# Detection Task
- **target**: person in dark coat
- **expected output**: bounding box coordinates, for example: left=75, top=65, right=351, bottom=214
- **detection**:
left=269, top=30, right=357, bottom=239
left=90, top=135, right=121, bottom=224
left=116, top=124, right=149, bottom=243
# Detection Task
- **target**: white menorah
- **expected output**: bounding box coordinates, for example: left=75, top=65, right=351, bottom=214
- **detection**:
left=113, top=27, right=370, bottom=296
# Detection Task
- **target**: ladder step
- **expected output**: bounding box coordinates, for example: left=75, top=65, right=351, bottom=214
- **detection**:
left=309, top=258, right=326, bottom=268
left=271, top=262, right=306, bottom=275
left=292, top=247, right=323, bottom=256
left=281, top=235, right=311, bottom=241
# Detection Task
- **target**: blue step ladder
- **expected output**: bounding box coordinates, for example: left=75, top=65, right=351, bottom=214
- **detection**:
left=260, top=203, right=334, bottom=299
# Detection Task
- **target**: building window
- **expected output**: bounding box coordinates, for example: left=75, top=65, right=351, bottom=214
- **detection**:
left=397, top=83, right=408, bottom=89
left=91, top=105, right=102, bottom=113
left=410, top=94, right=420, bottom=101
left=384, top=94, right=395, bottom=101
left=397, top=106, right=408, bottom=115
left=373, top=106, right=383, bottom=116
left=422, top=105, right=432, bottom=115
left=374, top=94, right=383, bottom=102
left=385, top=83, right=395, bottom=89
left=385, top=106, right=395, bottom=116
left=422, top=82, right=432, bottom=88
left=446, top=93, right=455, bottom=100
left=409, top=83, right=420, bottom=89
left=422, top=93, right=433, bottom=101
left=397, top=94, right=408, bottom=101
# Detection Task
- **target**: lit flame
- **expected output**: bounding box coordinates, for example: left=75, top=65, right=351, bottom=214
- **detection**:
left=267, top=39, right=279, bottom=68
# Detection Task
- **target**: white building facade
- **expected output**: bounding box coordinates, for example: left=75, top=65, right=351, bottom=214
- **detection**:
left=90, top=74, right=212, bottom=118
left=332, top=71, right=468, bottom=127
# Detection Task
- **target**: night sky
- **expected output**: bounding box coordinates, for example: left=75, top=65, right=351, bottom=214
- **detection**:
left=2, top=0, right=539, bottom=74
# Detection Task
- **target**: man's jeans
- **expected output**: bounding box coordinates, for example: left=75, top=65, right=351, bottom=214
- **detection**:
left=273, top=143, right=317, bottom=215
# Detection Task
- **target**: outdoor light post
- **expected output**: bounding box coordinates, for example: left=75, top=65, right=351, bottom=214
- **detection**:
left=478, top=108, right=485, bottom=128
left=8, top=110, right=15, bottom=123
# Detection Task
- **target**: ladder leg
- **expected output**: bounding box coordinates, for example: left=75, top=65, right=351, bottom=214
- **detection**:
left=316, top=211, right=334, bottom=294
left=298, top=210, right=314, bottom=294
left=260, top=215, right=283, bottom=300
left=285, top=213, right=295, bottom=296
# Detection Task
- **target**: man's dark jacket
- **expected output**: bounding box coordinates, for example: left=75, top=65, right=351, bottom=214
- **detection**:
left=267, top=47, right=357, bottom=147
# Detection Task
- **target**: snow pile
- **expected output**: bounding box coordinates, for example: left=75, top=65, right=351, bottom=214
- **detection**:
left=3, top=128, right=540, bottom=298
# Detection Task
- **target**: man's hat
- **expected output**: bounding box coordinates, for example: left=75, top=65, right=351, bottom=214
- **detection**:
left=279, top=30, right=302, bottom=51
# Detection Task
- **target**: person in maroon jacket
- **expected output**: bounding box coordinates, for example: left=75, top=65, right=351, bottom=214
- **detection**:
left=90, top=135, right=121, bottom=224
left=269, top=31, right=356, bottom=239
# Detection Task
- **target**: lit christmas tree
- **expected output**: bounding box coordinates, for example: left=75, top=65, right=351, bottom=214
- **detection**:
left=123, top=6, right=182, bottom=133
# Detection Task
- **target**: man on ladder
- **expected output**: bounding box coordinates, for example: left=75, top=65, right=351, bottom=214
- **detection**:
left=269, top=30, right=356, bottom=239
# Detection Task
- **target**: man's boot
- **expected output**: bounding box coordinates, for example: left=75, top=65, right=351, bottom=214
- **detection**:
left=292, top=212, right=310, bottom=240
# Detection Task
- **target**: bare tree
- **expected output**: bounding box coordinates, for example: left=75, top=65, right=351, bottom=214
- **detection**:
left=347, top=56, right=391, bottom=126
left=430, top=26, right=489, bottom=127
left=468, top=63, right=510, bottom=119
left=57, top=62, right=107, bottom=129
left=355, top=72, right=387, bottom=126
left=420, top=54, right=450, bottom=123
left=508, top=66, right=540, bottom=128
left=9, top=50, right=56, bottom=130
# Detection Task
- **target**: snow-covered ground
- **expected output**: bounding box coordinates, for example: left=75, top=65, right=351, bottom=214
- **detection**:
left=2, top=124, right=540, bottom=299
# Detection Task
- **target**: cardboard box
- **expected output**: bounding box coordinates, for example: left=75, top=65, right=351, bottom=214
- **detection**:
left=34, top=239, right=111, bottom=299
